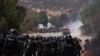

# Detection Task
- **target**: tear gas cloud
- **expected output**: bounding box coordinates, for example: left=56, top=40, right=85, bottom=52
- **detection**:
left=67, top=20, right=83, bottom=37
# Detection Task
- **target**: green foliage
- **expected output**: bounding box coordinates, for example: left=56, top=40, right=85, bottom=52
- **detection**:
left=16, top=6, right=26, bottom=22
left=80, top=25, right=92, bottom=36
left=56, top=14, right=68, bottom=27
left=80, top=3, right=100, bottom=36
left=0, top=0, right=26, bottom=34
left=20, top=10, right=48, bottom=33
left=49, top=16, right=58, bottom=25
left=0, top=17, right=8, bottom=34
left=38, top=11, right=48, bottom=26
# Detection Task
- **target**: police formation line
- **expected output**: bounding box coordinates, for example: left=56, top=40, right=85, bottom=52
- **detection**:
left=0, top=28, right=82, bottom=56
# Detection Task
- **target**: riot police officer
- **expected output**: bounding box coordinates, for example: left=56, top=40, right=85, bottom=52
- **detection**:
left=51, top=39, right=58, bottom=56
left=25, top=36, right=37, bottom=56
left=62, top=35, right=75, bottom=56
left=4, top=28, right=19, bottom=56
left=19, top=33, right=29, bottom=56
left=42, top=38, right=51, bottom=56
left=36, top=36, right=44, bottom=56
left=74, top=38, right=82, bottom=56
left=0, top=33, right=4, bottom=56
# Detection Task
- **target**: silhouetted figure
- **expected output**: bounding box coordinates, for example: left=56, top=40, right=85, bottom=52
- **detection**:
left=62, top=35, right=75, bottom=56
left=0, top=33, right=4, bottom=56
left=4, top=28, right=19, bottom=56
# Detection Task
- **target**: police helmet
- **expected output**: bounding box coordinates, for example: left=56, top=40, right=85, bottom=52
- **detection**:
left=22, top=33, right=29, bottom=38
left=9, top=28, right=17, bottom=35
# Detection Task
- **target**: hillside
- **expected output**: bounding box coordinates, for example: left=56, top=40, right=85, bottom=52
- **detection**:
left=18, top=0, right=89, bottom=21
left=18, top=0, right=88, bottom=10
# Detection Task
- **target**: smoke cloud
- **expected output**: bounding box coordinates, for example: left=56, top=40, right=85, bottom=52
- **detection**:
left=67, top=20, right=83, bottom=37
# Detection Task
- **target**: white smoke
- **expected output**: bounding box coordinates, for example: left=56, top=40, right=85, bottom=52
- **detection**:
left=67, top=20, right=83, bottom=37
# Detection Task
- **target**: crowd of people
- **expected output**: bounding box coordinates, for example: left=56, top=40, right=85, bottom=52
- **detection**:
left=0, top=28, right=82, bottom=56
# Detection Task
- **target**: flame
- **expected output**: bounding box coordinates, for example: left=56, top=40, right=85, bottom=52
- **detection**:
left=82, top=50, right=90, bottom=56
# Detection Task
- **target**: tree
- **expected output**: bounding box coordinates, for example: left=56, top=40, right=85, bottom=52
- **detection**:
left=38, top=11, right=48, bottom=26
left=56, top=14, right=68, bottom=27
left=80, top=3, right=100, bottom=36
left=20, top=10, right=48, bottom=33
left=49, top=16, right=59, bottom=25
left=0, top=0, right=26, bottom=34
left=80, top=3, right=100, bottom=56
left=0, top=17, right=8, bottom=34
